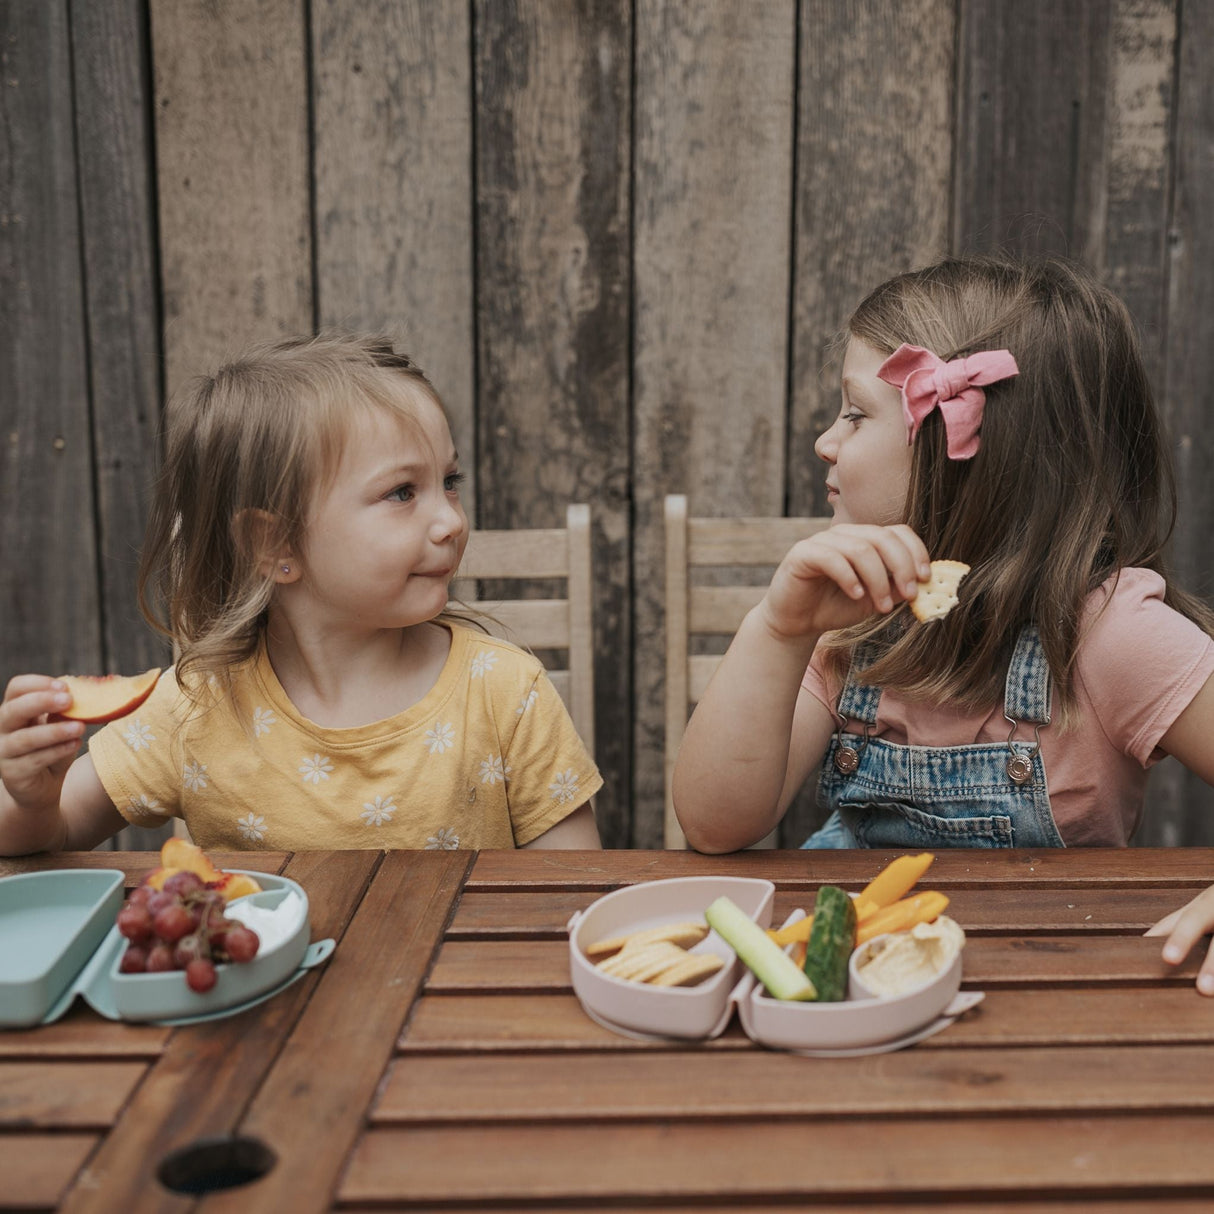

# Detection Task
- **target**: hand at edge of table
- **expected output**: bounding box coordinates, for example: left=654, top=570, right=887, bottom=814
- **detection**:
left=1145, top=886, right=1214, bottom=995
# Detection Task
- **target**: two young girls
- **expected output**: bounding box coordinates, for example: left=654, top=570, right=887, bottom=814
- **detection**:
left=672, top=254, right=1214, bottom=993
left=0, top=335, right=601, bottom=853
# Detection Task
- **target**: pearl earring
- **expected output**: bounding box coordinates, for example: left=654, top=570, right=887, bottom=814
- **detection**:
left=281, top=564, right=291, bottom=575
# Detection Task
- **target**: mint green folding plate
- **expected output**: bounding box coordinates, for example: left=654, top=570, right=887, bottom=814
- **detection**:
left=1, top=869, right=334, bottom=1028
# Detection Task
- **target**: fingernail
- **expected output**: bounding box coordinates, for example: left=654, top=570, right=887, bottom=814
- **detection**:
left=1199, top=974, right=1214, bottom=995
left=1163, top=944, right=1183, bottom=963
left=878, top=597, right=893, bottom=612
left=50, top=680, right=65, bottom=690
left=850, top=584, right=864, bottom=598
left=53, top=692, right=70, bottom=707
left=905, top=582, right=919, bottom=597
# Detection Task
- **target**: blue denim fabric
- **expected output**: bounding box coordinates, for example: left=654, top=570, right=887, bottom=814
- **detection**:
left=803, top=627, right=1063, bottom=850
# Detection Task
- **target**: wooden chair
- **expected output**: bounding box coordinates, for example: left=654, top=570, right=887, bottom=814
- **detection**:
left=449, top=503, right=595, bottom=757
left=663, top=494, right=830, bottom=847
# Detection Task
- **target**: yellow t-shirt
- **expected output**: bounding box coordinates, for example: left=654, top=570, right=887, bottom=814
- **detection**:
left=90, top=624, right=601, bottom=849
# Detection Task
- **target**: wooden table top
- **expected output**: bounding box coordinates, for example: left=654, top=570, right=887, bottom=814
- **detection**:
left=3, top=847, right=1214, bottom=1212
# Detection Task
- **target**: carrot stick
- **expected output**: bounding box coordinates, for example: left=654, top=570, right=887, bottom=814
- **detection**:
left=858, top=853, right=935, bottom=909
left=854, top=890, right=949, bottom=945
left=768, top=915, right=813, bottom=946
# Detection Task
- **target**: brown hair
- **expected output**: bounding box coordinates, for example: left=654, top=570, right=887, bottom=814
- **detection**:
left=823, top=254, right=1214, bottom=720
left=138, top=332, right=454, bottom=694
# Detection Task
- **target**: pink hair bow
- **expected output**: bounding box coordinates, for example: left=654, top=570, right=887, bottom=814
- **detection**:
left=877, top=343, right=1019, bottom=460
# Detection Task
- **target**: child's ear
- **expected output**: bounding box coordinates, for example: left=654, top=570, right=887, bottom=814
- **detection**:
left=232, top=508, right=299, bottom=583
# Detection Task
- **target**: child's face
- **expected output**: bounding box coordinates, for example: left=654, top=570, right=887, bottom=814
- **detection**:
left=294, top=398, right=468, bottom=633
left=814, top=337, right=912, bottom=527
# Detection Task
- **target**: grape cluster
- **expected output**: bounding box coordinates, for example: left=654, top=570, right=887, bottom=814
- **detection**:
left=116, top=871, right=260, bottom=993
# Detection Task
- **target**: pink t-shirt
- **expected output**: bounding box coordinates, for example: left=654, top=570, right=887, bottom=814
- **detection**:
left=801, top=568, right=1214, bottom=846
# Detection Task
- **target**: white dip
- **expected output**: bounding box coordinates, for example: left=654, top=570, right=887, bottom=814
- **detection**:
left=855, top=914, right=965, bottom=997
left=223, top=890, right=305, bottom=955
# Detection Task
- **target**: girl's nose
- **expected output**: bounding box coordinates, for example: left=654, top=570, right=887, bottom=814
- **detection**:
left=430, top=494, right=467, bottom=543
left=814, top=423, right=838, bottom=464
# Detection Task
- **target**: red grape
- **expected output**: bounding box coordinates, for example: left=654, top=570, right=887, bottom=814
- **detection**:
left=224, top=925, right=260, bottom=963
left=162, top=870, right=205, bottom=898
left=126, top=885, right=151, bottom=908
left=119, top=945, right=148, bottom=973
left=152, top=903, right=195, bottom=944
left=116, top=903, right=154, bottom=943
left=185, top=958, right=217, bottom=993
left=146, top=943, right=175, bottom=972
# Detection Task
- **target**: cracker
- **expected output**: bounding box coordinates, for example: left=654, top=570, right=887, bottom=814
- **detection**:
left=584, top=921, right=709, bottom=960
left=595, top=940, right=686, bottom=980
left=649, top=952, right=725, bottom=987
left=910, top=559, right=970, bottom=622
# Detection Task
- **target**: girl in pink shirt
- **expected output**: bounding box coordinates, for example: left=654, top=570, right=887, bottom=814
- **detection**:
left=672, top=254, right=1214, bottom=994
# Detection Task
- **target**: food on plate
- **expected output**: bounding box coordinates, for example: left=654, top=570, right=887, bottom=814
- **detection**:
left=145, top=837, right=262, bottom=902
left=855, top=889, right=950, bottom=946
left=768, top=852, right=936, bottom=946
left=705, top=895, right=816, bottom=1001
left=802, top=885, right=857, bottom=1002
left=909, top=560, right=970, bottom=622
left=585, top=920, right=708, bottom=960
left=55, top=668, right=161, bottom=723
left=595, top=940, right=721, bottom=986
left=853, top=915, right=965, bottom=997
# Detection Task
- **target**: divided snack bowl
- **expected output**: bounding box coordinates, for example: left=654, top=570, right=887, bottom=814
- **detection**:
left=568, top=876, right=775, bottom=1039
left=737, top=927, right=963, bottom=1052
left=104, top=872, right=311, bottom=1021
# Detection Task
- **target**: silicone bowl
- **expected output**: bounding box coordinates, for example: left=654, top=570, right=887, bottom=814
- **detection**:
left=569, top=875, right=775, bottom=1039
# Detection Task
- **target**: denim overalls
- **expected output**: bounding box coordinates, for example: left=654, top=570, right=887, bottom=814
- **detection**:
left=803, top=626, right=1065, bottom=849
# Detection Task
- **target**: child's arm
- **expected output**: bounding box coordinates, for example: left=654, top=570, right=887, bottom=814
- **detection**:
left=522, top=803, right=601, bottom=849
left=0, top=675, right=127, bottom=855
left=673, top=524, right=931, bottom=854
left=1146, top=672, right=1214, bottom=994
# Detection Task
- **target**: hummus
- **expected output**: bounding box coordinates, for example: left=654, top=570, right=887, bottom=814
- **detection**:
left=224, top=890, right=305, bottom=955
left=854, top=915, right=965, bottom=997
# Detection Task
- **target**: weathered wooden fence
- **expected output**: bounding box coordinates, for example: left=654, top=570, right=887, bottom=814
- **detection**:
left=3, top=0, right=1213, bottom=849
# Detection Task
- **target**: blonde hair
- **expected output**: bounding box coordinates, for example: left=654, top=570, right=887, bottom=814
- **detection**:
left=824, top=254, right=1214, bottom=719
left=138, top=332, right=455, bottom=694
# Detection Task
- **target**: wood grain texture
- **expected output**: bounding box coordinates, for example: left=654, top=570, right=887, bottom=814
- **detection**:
left=341, top=1113, right=1214, bottom=1203
left=311, top=0, right=476, bottom=517
left=57, top=850, right=377, bottom=1214
left=0, top=1, right=101, bottom=678
left=197, top=849, right=471, bottom=1214
left=150, top=0, right=312, bottom=396
left=631, top=2, right=796, bottom=847
left=0, top=1135, right=98, bottom=1212
left=474, top=0, right=632, bottom=844
left=0, top=1061, right=146, bottom=1128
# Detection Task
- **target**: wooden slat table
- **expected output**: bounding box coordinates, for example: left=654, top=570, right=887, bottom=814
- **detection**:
left=3, top=848, right=1214, bottom=1211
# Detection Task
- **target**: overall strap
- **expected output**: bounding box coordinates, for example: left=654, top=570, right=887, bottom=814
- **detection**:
left=836, top=642, right=883, bottom=725
left=1003, top=625, right=1052, bottom=724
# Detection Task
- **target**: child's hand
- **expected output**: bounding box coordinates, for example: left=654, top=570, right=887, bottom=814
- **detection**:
left=0, top=675, right=86, bottom=816
left=1145, top=888, right=1214, bottom=996
left=758, top=524, right=932, bottom=641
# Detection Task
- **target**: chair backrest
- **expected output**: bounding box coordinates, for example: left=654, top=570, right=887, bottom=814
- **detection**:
left=449, top=502, right=595, bottom=757
left=663, top=494, right=831, bottom=847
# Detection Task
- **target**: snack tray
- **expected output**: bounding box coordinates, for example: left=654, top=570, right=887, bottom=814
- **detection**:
left=568, top=876, right=983, bottom=1055
left=0, top=869, right=334, bottom=1029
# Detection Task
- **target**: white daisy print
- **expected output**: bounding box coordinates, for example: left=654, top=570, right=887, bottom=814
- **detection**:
left=424, top=721, right=456, bottom=754
left=470, top=649, right=498, bottom=678
left=252, top=706, right=277, bottom=737
left=122, top=719, right=155, bottom=752
left=237, top=812, right=266, bottom=842
left=479, top=754, right=509, bottom=785
left=361, top=795, right=397, bottom=826
left=299, top=753, right=334, bottom=784
left=549, top=768, right=580, bottom=804
left=516, top=689, right=538, bottom=715
left=425, top=827, right=460, bottom=850
left=129, top=793, right=164, bottom=818
left=182, top=761, right=209, bottom=792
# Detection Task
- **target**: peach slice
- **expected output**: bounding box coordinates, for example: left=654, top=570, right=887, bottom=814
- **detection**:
left=57, top=668, right=161, bottom=724
left=208, top=872, right=263, bottom=901
left=160, top=837, right=222, bottom=883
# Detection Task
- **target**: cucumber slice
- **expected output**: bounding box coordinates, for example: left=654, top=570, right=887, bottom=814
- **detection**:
left=704, top=895, right=817, bottom=1001
left=803, top=884, right=856, bottom=1002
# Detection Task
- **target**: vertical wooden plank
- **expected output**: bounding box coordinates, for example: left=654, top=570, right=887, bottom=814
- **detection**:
left=1149, top=1, right=1214, bottom=846
left=150, top=0, right=312, bottom=397
left=786, top=0, right=953, bottom=844
left=632, top=1, right=795, bottom=848
left=474, top=0, right=631, bottom=844
left=0, top=0, right=102, bottom=678
left=312, top=0, right=476, bottom=517
left=954, top=0, right=1111, bottom=260
left=71, top=0, right=172, bottom=852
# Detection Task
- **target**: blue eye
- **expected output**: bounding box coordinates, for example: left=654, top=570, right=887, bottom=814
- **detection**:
left=445, top=471, right=466, bottom=492
left=386, top=484, right=415, bottom=503
left=841, top=410, right=863, bottom=426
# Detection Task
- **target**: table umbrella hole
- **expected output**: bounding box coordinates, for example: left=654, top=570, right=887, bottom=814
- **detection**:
left=156, top=1135, right=276, bottom=1194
